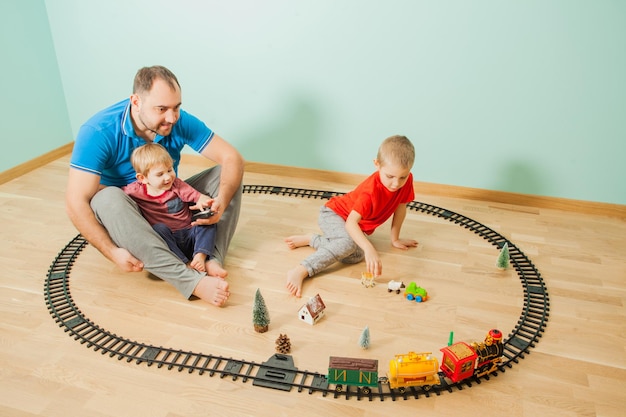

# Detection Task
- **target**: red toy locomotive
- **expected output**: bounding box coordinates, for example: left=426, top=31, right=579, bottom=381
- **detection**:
left=439, top=329, right=504, bottom=383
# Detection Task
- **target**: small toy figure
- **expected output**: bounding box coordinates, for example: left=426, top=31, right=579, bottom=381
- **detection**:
left=361, top=272, right=375, bottom=288
left=387, top=280, right=405, bottom=294
left=253, top=288, right=270, bottom=333
left=358, top=326, right=371, bottom=349
left=275, top=334, right=291, bottom=354
left=298, top=293, right=326, bottom=325
left=404, top=282, right=428, bottom=302
left=496, top=242, right=510, bottom=270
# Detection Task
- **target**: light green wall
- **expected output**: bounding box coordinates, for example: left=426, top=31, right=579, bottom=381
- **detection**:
left=5, top=1, right=626, bottom=205
left=0, top=0, right=71, bottom=172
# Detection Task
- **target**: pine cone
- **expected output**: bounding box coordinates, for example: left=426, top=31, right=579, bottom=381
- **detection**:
left=275, top=333, right=291, bottom=354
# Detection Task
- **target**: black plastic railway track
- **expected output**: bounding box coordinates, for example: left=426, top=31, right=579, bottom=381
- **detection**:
left=45, top=185, right=549, bottom=401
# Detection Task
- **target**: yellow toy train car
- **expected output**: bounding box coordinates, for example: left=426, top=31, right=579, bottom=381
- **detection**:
left=387, top=352, right=440, bottom=391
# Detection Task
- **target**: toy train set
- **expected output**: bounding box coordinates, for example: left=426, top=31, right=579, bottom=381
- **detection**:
left=45, top=185, right=549, bottom=402
left=328, top=329, right=504, bottom=394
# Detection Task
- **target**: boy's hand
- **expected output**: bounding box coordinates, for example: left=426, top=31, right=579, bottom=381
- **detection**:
left=392, top=238, right=418, bottom=250
left=191, top=197, right=222, bottom=226
left=364, top=248, right=382, bottom=277
left=190, top=194, right=213, bottom=211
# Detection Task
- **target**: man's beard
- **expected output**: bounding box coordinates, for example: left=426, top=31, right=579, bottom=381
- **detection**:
left=139, top=113, right=172, bottom=137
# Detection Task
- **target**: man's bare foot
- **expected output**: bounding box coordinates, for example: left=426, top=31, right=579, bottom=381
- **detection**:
left=193, top=275, right=230, bottom=306
left=286, top=264, right=309, bottom=297
left=284, top=234, right=312, bottom=250
left=206, top=259, right=228, bottom=278
left=189, top=253, right=207, bottom=272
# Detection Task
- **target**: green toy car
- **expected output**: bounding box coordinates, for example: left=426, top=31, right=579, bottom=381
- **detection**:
left=404, top=282, right=428, bottom=302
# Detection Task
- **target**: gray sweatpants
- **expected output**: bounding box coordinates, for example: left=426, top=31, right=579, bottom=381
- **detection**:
left=91, top=165, right=242, bottom=299
left=301, top=206, right=365, bottom=277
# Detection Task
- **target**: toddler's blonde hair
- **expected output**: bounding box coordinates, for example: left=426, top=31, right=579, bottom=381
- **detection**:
left=130, top=142, right=174, bottom=176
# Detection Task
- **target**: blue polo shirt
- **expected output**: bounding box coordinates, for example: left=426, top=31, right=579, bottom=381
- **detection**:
left=70, top=99, right=214, bottom=187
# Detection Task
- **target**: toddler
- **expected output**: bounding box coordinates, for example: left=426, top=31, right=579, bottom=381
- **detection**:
left=123, top=143, right=217, bottom=273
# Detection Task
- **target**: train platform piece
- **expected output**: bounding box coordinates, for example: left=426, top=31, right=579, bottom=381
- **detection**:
left=253, top=353, right=298, bottom=391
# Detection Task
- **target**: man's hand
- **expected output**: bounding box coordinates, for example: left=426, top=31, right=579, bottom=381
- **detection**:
left=111, top=247, right=144, bottom=272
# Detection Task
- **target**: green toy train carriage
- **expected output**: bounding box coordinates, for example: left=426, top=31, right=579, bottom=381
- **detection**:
left=328, top=356, right=378, bottom=394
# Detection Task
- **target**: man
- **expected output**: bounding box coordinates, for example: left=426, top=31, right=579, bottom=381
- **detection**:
left=66, top=65, right=244, bottom=306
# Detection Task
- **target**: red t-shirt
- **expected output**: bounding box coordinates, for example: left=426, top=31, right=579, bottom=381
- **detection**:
left=325, top=172, right=414, bottom=235
left=123, top=177, right=201, bottom=232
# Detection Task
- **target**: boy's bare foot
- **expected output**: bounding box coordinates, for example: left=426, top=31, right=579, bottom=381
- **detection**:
left=193, top=275, right=230, bottom=306
left=189, top=253, right=207, bottom=272
left=206, top=259, right=228, bottom=278
left=284, top=234, right=312, bottom=250
left=286, top=264, right=309, bottom=298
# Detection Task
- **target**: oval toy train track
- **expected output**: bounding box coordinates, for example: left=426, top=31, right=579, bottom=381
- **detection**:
left=45, top=185, right=549, bottom=401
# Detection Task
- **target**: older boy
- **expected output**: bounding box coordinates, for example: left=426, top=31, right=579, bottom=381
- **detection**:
left=285, top=135, right=418, bottom=297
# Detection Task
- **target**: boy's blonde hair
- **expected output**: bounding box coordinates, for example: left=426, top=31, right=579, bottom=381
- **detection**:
left=377, top=135, right=415, bottom=169
left=130, top=143, right=174, bottom=176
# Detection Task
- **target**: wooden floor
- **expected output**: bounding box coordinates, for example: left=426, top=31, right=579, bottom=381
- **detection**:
left=1, top=154, right=625, bottom=417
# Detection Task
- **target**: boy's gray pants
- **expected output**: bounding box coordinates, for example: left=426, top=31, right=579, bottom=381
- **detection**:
left=90, top=165, right=242, bottom=299
left=301, top=206, right=365, bottom=277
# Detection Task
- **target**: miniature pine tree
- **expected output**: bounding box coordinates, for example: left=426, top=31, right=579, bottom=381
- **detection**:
left=275, top=333, right=291, bottom=354
left=358, top=326, right=370, bottom=349
left=496, top=242, right=510, bottom=270
left=252, top=288, right=270, bottom=333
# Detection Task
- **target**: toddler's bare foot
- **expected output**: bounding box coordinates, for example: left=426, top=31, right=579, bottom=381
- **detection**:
left=286, top=264, right=309, bottom=298
left=189, top=253, right=207, bottom=272
left=206, top=259, right=228, bottom=278
left=193, top=275, right=230, bottom=306
left=284, top=234, right=312, bottom=250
